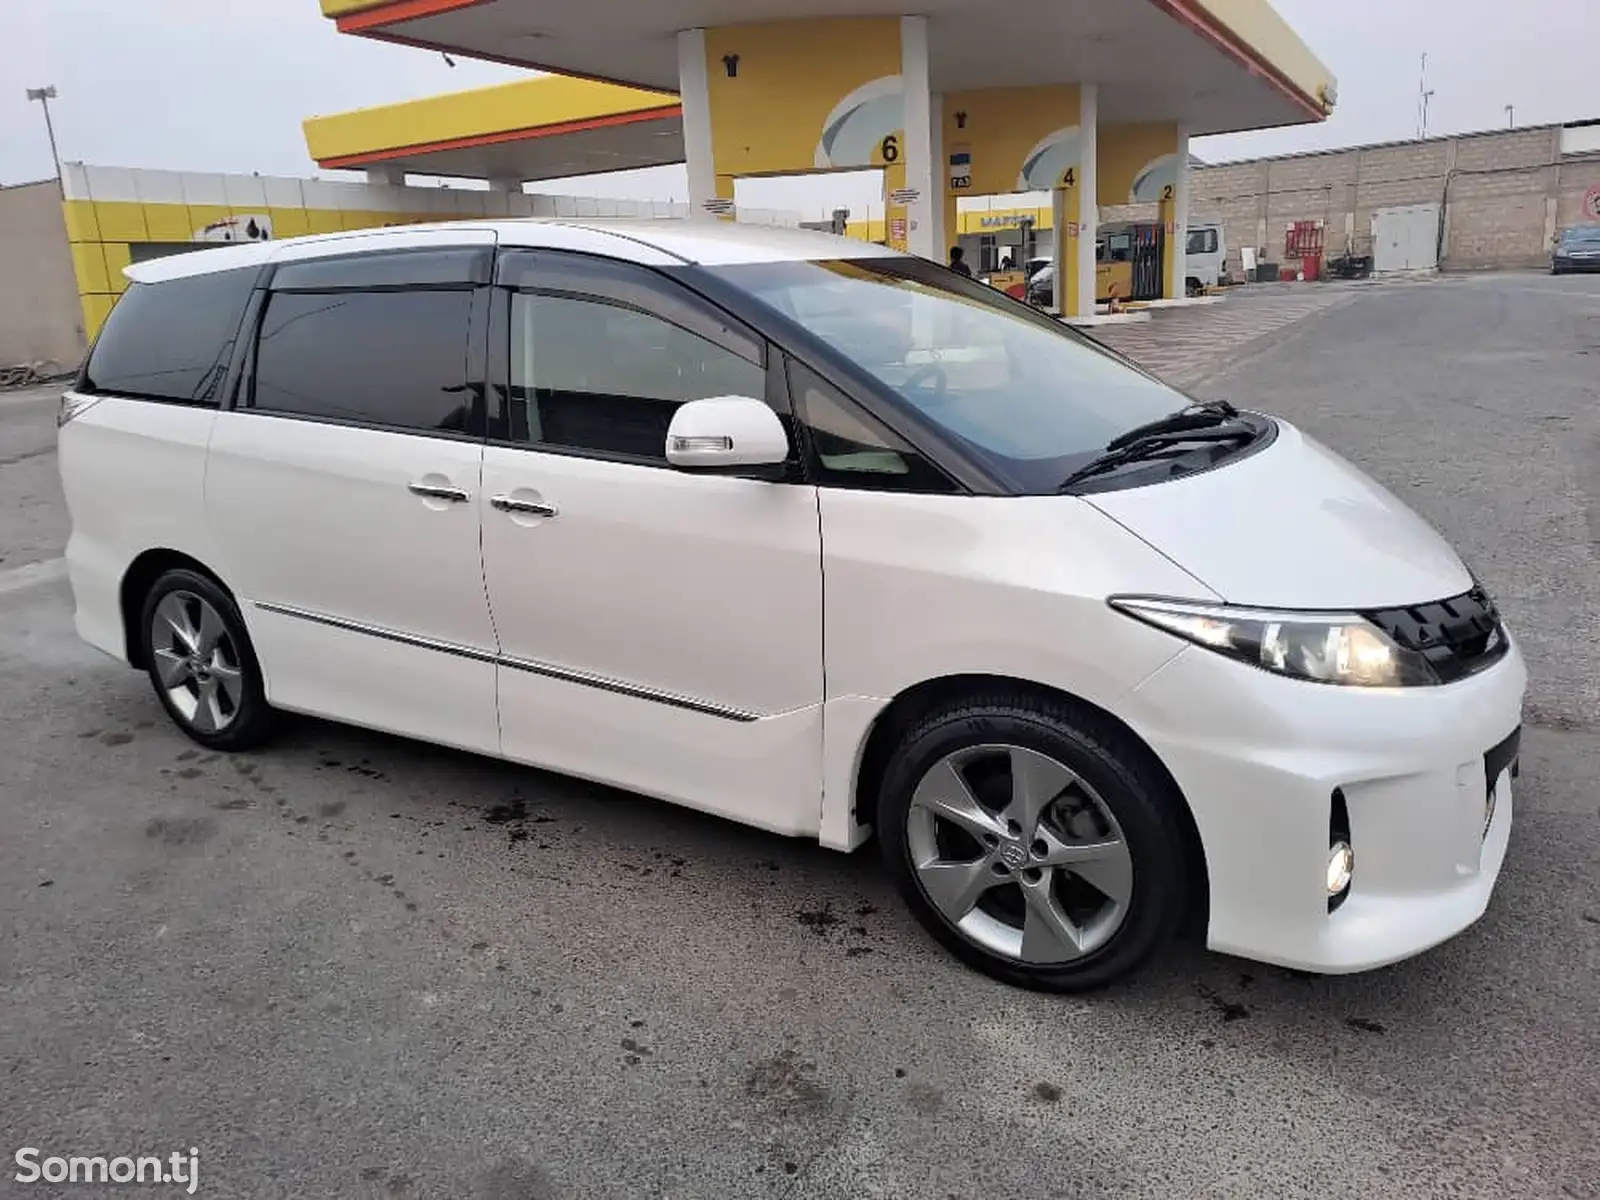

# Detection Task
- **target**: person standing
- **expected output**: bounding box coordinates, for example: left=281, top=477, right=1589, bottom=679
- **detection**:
left=948, top=246, right=973, bottom=277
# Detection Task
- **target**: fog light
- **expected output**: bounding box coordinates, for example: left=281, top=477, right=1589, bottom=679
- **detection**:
left=1326, top=841, right=1354, bottom=896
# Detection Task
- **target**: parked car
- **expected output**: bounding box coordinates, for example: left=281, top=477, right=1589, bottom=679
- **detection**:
left=1552, top=225, right=1600, bottom=273
left=1026, top=261, right=1056, bottom=308
left=58, top=219, right=1524, bottom=992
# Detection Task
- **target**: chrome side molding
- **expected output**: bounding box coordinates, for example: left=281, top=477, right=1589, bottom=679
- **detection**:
left=253, top=601, right=759, bottom=722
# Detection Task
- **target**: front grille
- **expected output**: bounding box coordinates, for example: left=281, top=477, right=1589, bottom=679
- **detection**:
left=1362, top=586, right=1508, bottom=684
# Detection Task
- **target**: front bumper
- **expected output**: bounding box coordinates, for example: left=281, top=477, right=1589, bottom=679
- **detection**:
left=1553, top=257, right=1600, bottom=273
left=1124, top=638, right=1526, bottom=973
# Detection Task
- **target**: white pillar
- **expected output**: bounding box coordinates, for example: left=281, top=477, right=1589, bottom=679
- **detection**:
left=901, top=16, right=937, bottom=261
left=928, top=91, right=946, bottom=255
left=677, top=28, right=718, bottom=220
left=365, top=166, right=405, bottom=187
left=1050, top=188, right=1069, bottom=316
left=1075, top=85, right=1098, bottom=319
left=488, top=176, right=523, bottom=194
left=1172, top=123, right=1192, bottom=296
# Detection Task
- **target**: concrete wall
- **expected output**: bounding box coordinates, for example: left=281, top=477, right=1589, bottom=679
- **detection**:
left=0, top=180, right=86, bottom=370
left=1189, top=121, right=1600, bottom=275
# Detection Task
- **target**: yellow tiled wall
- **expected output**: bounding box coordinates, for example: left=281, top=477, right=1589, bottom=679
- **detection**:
left=59, top=164, right=795, bottom=341
left=66, top=204, right=445, bottom=340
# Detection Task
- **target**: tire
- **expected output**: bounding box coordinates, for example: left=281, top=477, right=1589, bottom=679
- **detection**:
left=877, top=691, right=1191, bottom=992
left=139, top=568, right=276, bottom=751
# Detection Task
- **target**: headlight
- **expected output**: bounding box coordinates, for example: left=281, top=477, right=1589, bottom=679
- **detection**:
left=1110, top=597, right=1438, bottom=687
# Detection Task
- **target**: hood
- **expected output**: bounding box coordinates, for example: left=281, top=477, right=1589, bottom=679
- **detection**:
left=1086, top=420, right=1472, bottom=609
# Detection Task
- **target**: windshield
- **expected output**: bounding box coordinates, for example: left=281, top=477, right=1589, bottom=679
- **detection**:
left=707, top=257, right=1190, bottom=492
left=1559, top=226, right=1600, bottom=245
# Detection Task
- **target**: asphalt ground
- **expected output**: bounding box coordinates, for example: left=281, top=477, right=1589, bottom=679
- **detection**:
left=2, top=271, right=1597, bottom=1199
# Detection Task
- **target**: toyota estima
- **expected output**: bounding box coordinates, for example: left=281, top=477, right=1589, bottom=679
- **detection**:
left=58, top=219, right=1524, bottom=991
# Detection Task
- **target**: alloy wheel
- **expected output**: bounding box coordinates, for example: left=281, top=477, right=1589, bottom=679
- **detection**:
left=149, top=590, right=245, bottom=735
left=905, top=743, right=1134, bottom=964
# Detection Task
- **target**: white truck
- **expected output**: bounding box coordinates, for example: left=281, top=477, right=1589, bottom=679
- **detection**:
left=1183, top=220, right=1227, bottom=293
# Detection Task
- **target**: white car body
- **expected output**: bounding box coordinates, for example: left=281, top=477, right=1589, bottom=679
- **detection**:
left=57, top=218, right=1523, bottom=982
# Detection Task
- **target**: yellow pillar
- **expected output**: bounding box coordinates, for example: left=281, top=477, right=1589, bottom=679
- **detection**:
left=693, top=18, right=904, bottom=232
left=1098, top=121, right=1183, bottom=299
left=1160, top=192, right=1178, bottom=296
left=1059, top=183, right=1083, bottom=317
left=940, top=85, right=1083, bottom=310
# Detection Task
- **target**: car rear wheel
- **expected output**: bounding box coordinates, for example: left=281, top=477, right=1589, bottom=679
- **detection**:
left=139, top=569, right=275, bottom=751
left=878, top=691, right=1191, bottom=992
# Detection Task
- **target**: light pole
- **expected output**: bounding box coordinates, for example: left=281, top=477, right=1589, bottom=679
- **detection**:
left=1505, top=104, right=1515, bottom=129
left=25, top=86, right=62, bottom=184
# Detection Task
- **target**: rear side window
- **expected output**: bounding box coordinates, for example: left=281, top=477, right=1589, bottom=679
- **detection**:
left=249, top=290, right=475, bottom=435
left=83, top=267, right=259, bottom=404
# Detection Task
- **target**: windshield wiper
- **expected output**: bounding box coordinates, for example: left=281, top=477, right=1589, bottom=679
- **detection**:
left=1059, top=416, right=1256, bottom=492
left=1105, top=402, right=1237, bottom=450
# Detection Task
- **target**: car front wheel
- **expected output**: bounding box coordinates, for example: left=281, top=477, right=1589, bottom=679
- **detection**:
left=878, top=691, right=1192, bottom=992
left=139, top=568, right=276, bottom=751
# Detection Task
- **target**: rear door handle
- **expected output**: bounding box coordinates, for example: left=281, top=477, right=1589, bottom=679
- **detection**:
left=491, top=495, right=558, bottom=518
left=408, top=481, right=471, bottom=503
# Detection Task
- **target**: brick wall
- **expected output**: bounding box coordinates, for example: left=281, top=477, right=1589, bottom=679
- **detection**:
left=1188, top=122, right=1593, bottom=274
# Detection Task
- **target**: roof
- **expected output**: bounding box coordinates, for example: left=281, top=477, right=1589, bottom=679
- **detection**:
left=301, top=75, right=683, bottom=178
left=322, top=0, right=1335, bottom=138
left=122, top=218, right=901, bottom=285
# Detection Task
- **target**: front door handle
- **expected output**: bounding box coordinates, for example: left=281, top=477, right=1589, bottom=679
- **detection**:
left=408, top=481, right=470, bottom=503
left=491, top=495, right=558, bottom=518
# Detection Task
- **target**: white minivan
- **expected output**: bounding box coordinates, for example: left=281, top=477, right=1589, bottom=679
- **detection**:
left=58, top=220, right=1523, bottom=992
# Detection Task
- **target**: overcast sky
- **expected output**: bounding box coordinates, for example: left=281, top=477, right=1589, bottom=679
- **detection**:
left=3, top=0, right=1595, bottom=217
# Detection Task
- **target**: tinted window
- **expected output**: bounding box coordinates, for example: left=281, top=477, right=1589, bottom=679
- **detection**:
left=1187, top=228, right=1219, bottom=255
left=250, top=290, right=474, bottom=434
left=84, top=267, right=259, bottom=404
left=508, top=291, right=766, bottom=462
left=789, top=361, right=954, bottom=493
left=709, top=258, right=1189, bottom=494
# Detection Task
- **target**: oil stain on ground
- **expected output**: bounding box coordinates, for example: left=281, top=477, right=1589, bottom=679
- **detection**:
left=744, top=1048, right=832, bottom=1119
left=145, top=816, right=216, bottom=846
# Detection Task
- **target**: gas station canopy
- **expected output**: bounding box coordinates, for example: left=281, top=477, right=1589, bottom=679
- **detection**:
left=313, top=0, right=1333, bottom=317
left=321, top=0, right=1334, bottom=137
left=303, top=76, right=683, bottom=180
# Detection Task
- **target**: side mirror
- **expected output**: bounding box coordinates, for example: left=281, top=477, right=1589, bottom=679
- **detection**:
left=665, top=396, right=789, bottom=473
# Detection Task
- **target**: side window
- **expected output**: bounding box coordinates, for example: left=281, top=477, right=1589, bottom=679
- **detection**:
left=788, top=360, right=955, bottom=493
left=506, top=257, right=767, bottom=463
left=1186, top=228, right=1218, bottom=255
left=83, top=266, right=259, bottom=404
left=250, top=289, right=474, bottom=434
